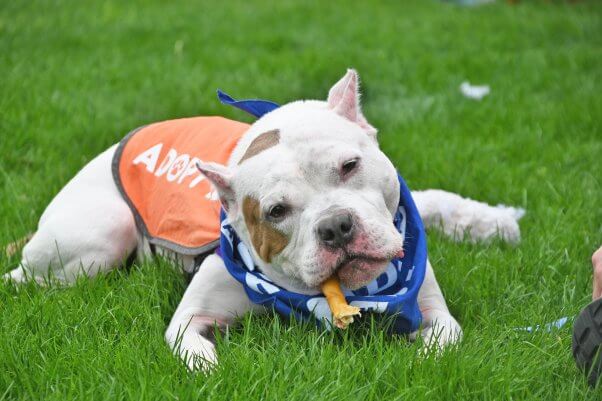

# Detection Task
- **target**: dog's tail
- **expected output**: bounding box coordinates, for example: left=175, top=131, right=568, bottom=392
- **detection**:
left=412, top=190, right=525, bottom=244
left=4, top=232, right=34, bottom=257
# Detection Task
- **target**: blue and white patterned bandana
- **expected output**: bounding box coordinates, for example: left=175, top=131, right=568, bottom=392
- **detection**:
left=217, top=174, right=427, bottom=333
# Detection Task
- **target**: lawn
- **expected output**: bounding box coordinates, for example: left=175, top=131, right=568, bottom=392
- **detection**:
left=1, top=0, right=601, bottom=399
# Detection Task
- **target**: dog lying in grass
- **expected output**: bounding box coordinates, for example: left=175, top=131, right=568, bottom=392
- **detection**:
left=3, top=70, right=524, bottom=370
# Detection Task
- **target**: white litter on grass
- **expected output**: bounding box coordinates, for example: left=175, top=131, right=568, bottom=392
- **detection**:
left=460, top=81, right=490, bottom=100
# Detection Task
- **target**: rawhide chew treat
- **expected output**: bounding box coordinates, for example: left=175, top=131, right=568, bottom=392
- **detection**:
left=320, top=276, right=361, bottom=329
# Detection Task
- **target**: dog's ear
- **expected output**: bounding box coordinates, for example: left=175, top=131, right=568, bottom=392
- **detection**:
left=196, top=161, right=236, bottom=212
left=327, top=69, right=377, bottom=138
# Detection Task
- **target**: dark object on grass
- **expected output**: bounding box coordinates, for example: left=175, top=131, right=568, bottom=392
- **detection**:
left=572, top=297, right=602, bottom=387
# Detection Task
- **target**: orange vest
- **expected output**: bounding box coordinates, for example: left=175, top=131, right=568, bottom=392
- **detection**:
left=112, top=116, right=249, bottom=255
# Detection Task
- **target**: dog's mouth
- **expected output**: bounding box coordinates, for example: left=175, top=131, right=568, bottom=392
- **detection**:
left=333, top=251, right=400, bottom=290
left=334, top=246, right=404, bottom=273
left=334, top=253, right=388, bottom=272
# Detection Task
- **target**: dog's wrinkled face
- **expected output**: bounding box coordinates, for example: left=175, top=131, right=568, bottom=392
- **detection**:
left=198, top=70, right=404, bottom=293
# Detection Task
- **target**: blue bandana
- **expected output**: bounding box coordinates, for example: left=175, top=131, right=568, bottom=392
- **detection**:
left=215, top=90, right=426, bottom=333
left=217, top=175, right=427, bottom=333
left=217, top=90, right=280, bottom=118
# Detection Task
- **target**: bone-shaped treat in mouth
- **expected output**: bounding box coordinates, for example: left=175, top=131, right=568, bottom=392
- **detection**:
left=320, top=276, right=361, bottom=329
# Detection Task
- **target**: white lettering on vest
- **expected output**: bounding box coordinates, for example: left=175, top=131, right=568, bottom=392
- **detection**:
left=189, top=172, right=206, bottom=189
left=205, top=189, right=219, bottom=200
left=166, top=154, right=190, bottom=182
left=178, top=157, right=201, bottom=184
left=133, top=143, right=163, bottom=172
left=131, top=144, right=216, bottom=198
left=154, top=148, right=178, bottom=177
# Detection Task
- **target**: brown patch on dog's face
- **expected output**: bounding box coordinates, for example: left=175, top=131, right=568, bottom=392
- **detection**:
left=242, top=196, right=289, bottom=263
left=238, top=129, right=280, bottom=164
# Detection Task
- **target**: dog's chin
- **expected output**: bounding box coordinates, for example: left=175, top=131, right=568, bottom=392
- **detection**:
left=336, top=257, right=389, bottom=290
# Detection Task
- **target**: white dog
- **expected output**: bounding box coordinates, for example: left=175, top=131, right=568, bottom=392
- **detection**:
left=4, top=70, right=524, bottom=370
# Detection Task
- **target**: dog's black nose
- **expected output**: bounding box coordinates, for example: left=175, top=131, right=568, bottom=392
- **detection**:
left=317, top=213, right=354, bottom=248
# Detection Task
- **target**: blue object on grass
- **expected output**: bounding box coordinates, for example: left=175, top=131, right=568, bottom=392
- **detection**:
left=517, top=317, right=570, bottom=333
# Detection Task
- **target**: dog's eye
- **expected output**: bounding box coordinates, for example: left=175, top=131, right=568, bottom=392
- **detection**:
left=341, top=158, right=359, bottom=176
left=267, top=204, right=287, bottom=220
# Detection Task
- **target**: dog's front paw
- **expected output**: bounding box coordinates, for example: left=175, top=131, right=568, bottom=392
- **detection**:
left=417, top=310, right=462, bottom=354
left=174, top=334, right=218, bottom=373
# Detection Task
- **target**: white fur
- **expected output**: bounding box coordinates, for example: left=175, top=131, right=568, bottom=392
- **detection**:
left=6, top=145, right=138, bottom=284
left=413, top=189, right=524, bottom=243
left=4, top=70, right=524, bottom=370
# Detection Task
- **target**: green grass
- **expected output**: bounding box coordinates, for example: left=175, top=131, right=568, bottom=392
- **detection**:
left=1, top=0, right=601, bottom=399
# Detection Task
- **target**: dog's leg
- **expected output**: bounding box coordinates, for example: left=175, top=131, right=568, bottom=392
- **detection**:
left=412, top=189, right=525, bottom=243
left=414, top=260, right=462, bottom=352
left=4, top=232, right=35, bottom=258
left=165, top=254, right=262, bottom=371
left=4, top=145, right=137, bottom=284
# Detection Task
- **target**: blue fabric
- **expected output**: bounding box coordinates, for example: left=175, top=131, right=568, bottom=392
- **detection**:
left=217, top=89, right=280, bottom=118
left=217, top=174, right=427, bottom=333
